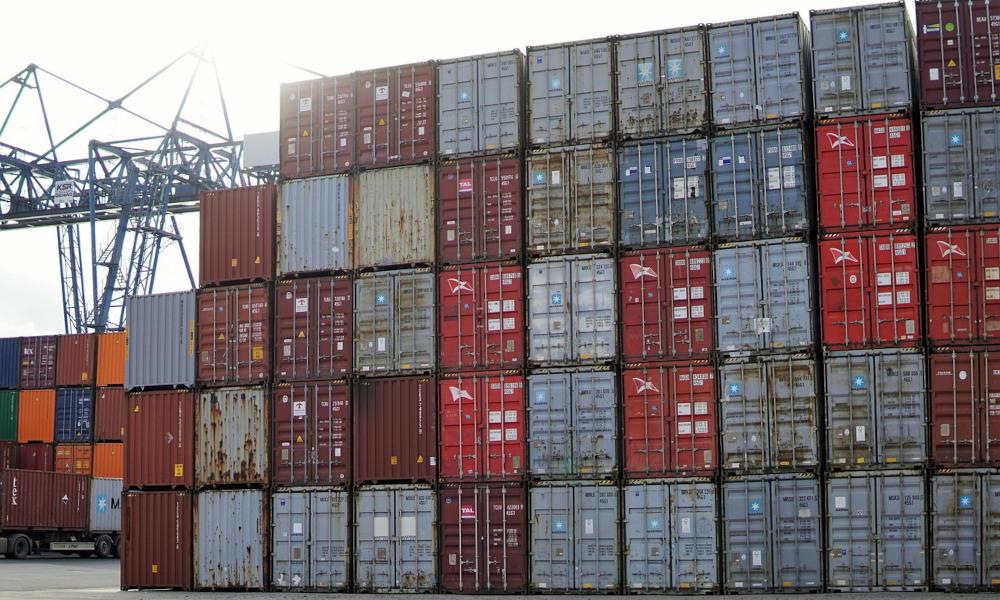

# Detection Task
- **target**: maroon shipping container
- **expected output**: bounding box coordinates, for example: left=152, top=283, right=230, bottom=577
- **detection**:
left=121, top=491, right=193, bottom=590
left=356, top=61, right=435, bottom=169
left=815, top=115, right=917, bottom=232
left=930, top=349, right=1000, bottom=465
left=438, top=155, right=522, bottom=264
left=438, top=262, right=524, bottom=371
left=94, top=387, right=126, bottom=442
left=279, top=75, right=355, bottom=179
left=620, top=247, right=714, bottom=361
left=439, top=483, right=527, bottom=593
left=55, top=333, right=95, bottom=386
left=917, top=1, right=1000, bottom=108
left=0, top=469, right=88, bottom=530
left=125, top=390, right=194, bottom=489
left=199, top=185, right=276, bottom=287
left=274, top=277, right=352, bottom=382
left=19, top=335, right=57, bottom=389
left=272, top=381, right=350, bottom=486
left=439, top=373, right=525, bottom=481
left=16, top=443, right=53, bottom=471
left=819, top=231, right=922, bottom=349
left=197, top=284, right=271, bottom=386
left=353, top=377, right=436, bottom=483
left=0, top=442, right=15, bottom=470
left=926, top=225, right=1000, bottom=345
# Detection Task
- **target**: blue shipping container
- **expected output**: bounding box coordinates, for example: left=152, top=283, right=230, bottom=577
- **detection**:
left=55, top=388, right=93, bottom=443
left=0, top=338, right=19, bottom=389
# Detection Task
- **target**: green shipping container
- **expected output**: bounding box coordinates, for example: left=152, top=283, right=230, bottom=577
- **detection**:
left=0, top=391, right=17, bottom=441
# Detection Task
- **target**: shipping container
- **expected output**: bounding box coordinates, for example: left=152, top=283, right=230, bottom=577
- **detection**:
left=353, top=165, right=435, bottom=269
left=93, top=387, right=125, bottom=442
left=624, top=479, right=719, bottom=592
left=0, top=337, right=20, bottom=388
left=96, top=332, right=125, bottom=386
left=438, top=262, right=524, bottom=371
left=121, top=491, right=193, bottom=590
left=0, top=469, right=88, bottom=530
left=353, top=377, right=436, bottom=483
left=199, top=184, right=275, bottom=287
left=93, top=442, right=123, bottom=478
left=271, top=488, right=350, bottom=591
left=528, top=369, right=616, bottom=478
left=617, top=26, right=708, bottom=137
left=439, top=373, right=525, bottom=481
left=125, top=390, right=194, bottom=489
left=19, top=335, right=57, bottom=389
left=708, top=14, right=810, bottom=127
left=274, top=276, right=353, bottom=381
left=90, top=477, right=123, bottom=533
left=931, top=470, right=1000, bottom=590
left=0, top=441, right=14, bottom=470
left=355, top=485, right=436, bottom=592
left=527, top=144, right=615, bottom=254
left=440, top=483, right=527, bottom=593
left=715, top=238, right=814, bottom=355
left=722, top=473, right=823, bottom=591
left=55, top=387, right=92, bottom=443
left=712, top=125, right=810, bottom=240
left=530, top=480, right=620, bottom=591
left=17, top=442, right=53, bottom=471
left=827, top=471, right=927, bottom=591
left=55, top=443, right=92, bottom=475
left=438, top=50, right=523, bottom=158
left=195, top=489, right=265, bottom=590
left=528, top=38, right=613, bottom=147
left=55, top=333, right=95, bottom=386
left=620, top=247, right=714, bottom=361
left=197, top=284, right=271, bottom=386
left=528, top=254, right=617, bottom=366
left=917, top=0, right=1000, bottom=109
left=196, top=387, right=267, bottom=487
left=17, top=389, right=54, bottom=443
left=0, top=390, right=16, bottom=441
left=438, top=155, right=522, bottom=264
left=124, top=291, right=196, bottom=391
left=277, top=176, right=352, bottom=276
left=279, top=75, right=355, bottom=179
left=929, top=349, right=1000, bottom=465
left=923, top=108, right=1000, bottom=223
left=619, top=137, right=710, bottom=248
left=272, top=381, right=350, bottom=486
left=354, top=269, right=435, bottom=375
left=356, top=61, right=435, bottom=168
left=926, top=225, right=1000, bottom=344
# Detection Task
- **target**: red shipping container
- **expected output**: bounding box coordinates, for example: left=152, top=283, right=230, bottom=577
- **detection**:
left=0, top=469, right=88, bottom=530
left=620, top=248, right=714, bottom=361
left=94, top=387, right=126, bottom=442
left=272, top=381, right=350, bottom=486
left=819, top=232, right=922, bottom=349
left=439, top=373, right=525, bottom=481
left=926, top=226, right=1000, bottom=345
left=125, top=390, right=194, bottom=489
left=0, top=441, right=15, bottom=470
left=439, top=483, right=527, bottom=593
left=121, top=491, right=193, bottom=590
left=917, top=1, right=1000, bottom=109
left=353, top=377, right=436, bottom=483
left=274, top=276, right=353, bottom=381
left=439, top=262, right=524, bottom=371
left=197, top=284, right=271, bottom=385
left=19, top=335, right=57, bottom=389
left=17, top=443, right=53, bottom=471
left=930, top=349, right=1000, bottom=466
left=356, top=61, right=435, bottom=169
left=279, top=75, right=355, bottom=179
left=815, top=115, right=916, bottom=231
left=623, top=362, right=718, bottom=477
left=199, top=185, right=276, bottom=287
left=55, top=333, right=95, bottom=386
left=438, top=156, right=522, bottom=264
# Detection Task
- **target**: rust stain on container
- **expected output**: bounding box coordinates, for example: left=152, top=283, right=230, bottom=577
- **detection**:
left=121, top=491, right=193, bottom=590
left=356, top=61, right=436, bottom=169
left=16, top=442, right=53, bottom=471
left=55, top=333, right=95, bottom=386
left=19, top=336, right=57, bottom=389
left=17, top=389, right=54, bottom=443
left=280, top=74, right=356, bottom=179
left=196, top=386, right=268, bottom=487
left=199, top=185, right=276, bottom=287
left=274, top=277, right=353, bottom=381
left=272, top=381, right=350, bottom=485
left=0, top=469, right=89, bottom=530
left=96, top=332, right=126, bottom=386
left=126, top=390, right=194, bottom=489
left=353, top=377, right=437, bottom=484
left=93, top=442, right=124, bottom=478
left=197, top=284, right=271, bottom=386
left=54, top=443, right=92, bottom=475
left=94, top=387, right=126, bottom=442
left=353, top=165, right=435, bottom=269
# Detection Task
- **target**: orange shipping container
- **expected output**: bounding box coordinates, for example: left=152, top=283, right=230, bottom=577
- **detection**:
left=56, top=333, right=96, bottom=386
left=93, top=442, right=123, bottom=478
left=96, top=332, right=126, bottom=386
left=55, top=443, right=92, bottom=475
left=18, top=390, right=55, bottom=443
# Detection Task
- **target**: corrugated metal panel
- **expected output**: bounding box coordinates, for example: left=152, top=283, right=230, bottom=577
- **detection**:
left=56, top=333, right=95, bottom=386
left=17, top=389, right=54, bottom=443
left=929, top=349, right=1000, bottom=465
left=121, top=491, right=193, bottom=590
left=19, top=335, right=57, bottom=389
left=355, top=485, right=436, bottom=592
left=354, top=269, right=435, bottom=375
left=195, top=489, right=265, bottom=589
left=96, top=332, right=126, bottom=387
left=197, top=284, right=271, bottom=386
left=278, top=176, right=352, bottom=275
left=438, top=51, right=523, bottom=158
left=94, top=387, right=125, bottom=442
left=55, top=443, right=92, bottom=475
left=528, top=38, right=613, bottom=146
left=356, top=61, right=436, bottom=168
left=353, top=165, right=435, bottom=269
left=0, top=390, right=16, bottom=442
left=0, top=442, right=14, bottom=470
left=199, top=184, right=276, bottom=287
left=17, top=442, right=53, bottom=471
left=986, top=472, right=1000, bottom=588
left=93, top=442, right=124, bottom=478
left=354, top=377, right=436, bottom=483
left=279, top=75, right=355, bottom=179
left=196, top=387, right=267, bottom=487
left=125, top=291, right=196, bottom=391
left=0, top=469, right=88, bottom=530
left=917, top=1, right=1000, bottom=109
left=272, top=382, right=350, bottom=486
left=923, top=108, right=1000, bottom=223
left=0, top=337, right=20, bottom=389
left=125, top=390, right=194, bottom=489
left=925, top=226, right=1000, bottom=345
left=271, top=488, right=350, bottom=590
left=274, top=276, right=353, bottom=381
left=55, top=388, right=92, bottom=442
left=931, top=470, right=986, bottom=589
left=89, top=477, right=122, bottom=532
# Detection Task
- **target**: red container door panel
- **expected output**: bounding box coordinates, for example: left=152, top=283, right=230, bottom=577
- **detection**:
left=279, top=76, right=355, bottom=178
left=820, top=237, right=869, bottom=348
left=440, top=374, right=524, bottom=481
left=930, top=352, right=978, bottom=465
left=817, top=121, right=866, bottom=230
left=272, top=383, right=350, bottom=485
left=483, top=485, right=526, bottom=592
left=275, top=278, right=353, bottom=381
left=439, top=378, right=480, bottom=481
left=439, top=271, right=482, bottom=370
left=867, top=118, right=916, bottom=227
left=198, top=286, right=270, bottom=385
left=671, top=364, right=717, bottom=474
left=439, top=264, right=523, bottom=371
left=620, top=253, right=668, bottom=362
left=483, top=374, right=525, bottom=479
left=868, top=233, right=920, bottom=345
left=439, top=487, right=482, bottom=592
left=357, top=63, right=435, bottom=168
left=926, top=229, right=977, bottom=344
left=917, top=1, right=967, bottom=107
left=969, top=3, right=1000, bottom=105
left=483, top=266, right=524, bottom=369
left=438, top=157, right=522, bottom=264
left=983, top=352, right=1000, bottom=463
left=623, top=366, right=670, bottom=476
left=979, top=228, right=1000, bottom=341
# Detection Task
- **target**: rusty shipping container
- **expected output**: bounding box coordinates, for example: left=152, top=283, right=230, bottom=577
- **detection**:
left=274, top=276, right=352, bottom=381
left=929, top=349, right=1000, bottom=466
left=0, top=469, right=88, bottom=530
left=197, top=284, right=271, bottom=386
left=354, top=377, right=436, bottom=484
left=19, top=335, right=57, bottom=389
left=279, top=74, right=355, bottom=179
left=353, top=165, right=435, bottom=269
left=124, top=290, right=196, bottom=391
left=94, top=387, right=125, bottom=442
left=122, top=491, right=193, bottom=590
left=55, top=443, right=92, bottom=475
left=278, top=175, right=352, bottom=276
left=272, top=381, right=350, bottom=486
left=195, top=489, right=265, bottom=590
left=17, top=442, right=53, bottom=471
left=93, top=442, right=124, bottom=478
left=96, top=331, right=126, bottom=386
left=17, top=389, right=54, bottom=443
left=917, top=0, right=1000, bottom=109
left=438, top=50, right=523, bottom=158
left=199, top=185, right=275, bottom=287
left=196, top=387, right=267, bottom=487
left=356, top=61, right=435, bottom=168
left=355, top=269, right=436, bottom=375
left=438, top=155, right=522, bottom=264
left=926, top=225, right=1000, bottom=345
left=125, top=390, right=194, bottom=489
left=55, top=333, right=95, bottom=386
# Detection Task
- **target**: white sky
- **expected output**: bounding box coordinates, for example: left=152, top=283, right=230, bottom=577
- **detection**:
left=0, top=0, right=916, bottom=335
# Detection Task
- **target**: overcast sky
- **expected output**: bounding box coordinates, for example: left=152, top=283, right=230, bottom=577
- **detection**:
left=0, top=0, right=916, bottom=335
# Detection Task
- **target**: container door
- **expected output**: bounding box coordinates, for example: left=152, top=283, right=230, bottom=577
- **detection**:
left=984, top=474, right=1000, bottom=588
left=825, top=353, right=875, bottom=467
left=395, top=272, right=435, bottom=372
left=528, top=373, right=572, bottom=476
left=527, top=151, right=571, bottom=253
left=982, top=351, right=1000, bottom=463
left=572, top=256, right=616, bottom=362
left=723, top=478, right=771, bottom=590
left=662, top=29, right=708, bottom=132
left=479, top=53, right=520, bottom=153
left=877, top=473, right=926, bottom=590
left=439, top=267, right=482, bottom=370
left=720, top=361, right=766, bottom=471
left=196, top=490, right=264, bottom=589
left=868, top=116, right=917, bottom=226
left=763, top=241, right=813, bottom=351
left=767, top=356, right=819, bottom=469
left=437, top=161, right=475, bottom=263
left=355, top=489, right=393, bottom=590
left=926, top=227, right=977, bottom=344
left=624, top=482, right=671, bottom=590
left=572, top=41, right=612, bottom=143
left=712, top=132, right=757, bottom=239
left=760, top=128, right=807, bottom=237
left=616, top=34, right=661, bottom=139
left=772, top=476, right=822, bottom=589
left=877, top=352, right=927, bottom=466
left=440, top=377, right=480, bottom=480
left=816, top=120, right=867, bottom=230
left=271, top=491, right=310, bottom=588
left=484, top=485, right=526, bottom=592
left=529, top=46, right=568, bottom=146
left=858, top=5, right=913, bottom=111
left=575, top=484, right=619, bottom=589
left=932, top=473, right=982, bottom=588
left=916, top=1, right=966, bottom=108
left=715, top=245, right=762, bottom=354
left=710, top=23, right=756, bottom=126
left=529, top=259, right=571, bottom=364
left=673, top=481, right=719, bottom=591
left=978, top=226, right=1000, bottom=341
left=396, top=488, right=436, bottom=591
left=572, top=148, right=615, bottom=251
left=973, top=109, right=1000, bottom=219
left=930, top=351, right=979, bottom=465
left=572, top=370, right=616, bottom=475
left=354, top=276, right=393, bottom=374
left=273, top=387, right=308, bottom=484
left=755, top=17, right=806, bottom=120
left=278, top=176, right=351, bottom=275
left=671, top=249, right=713, bottom=357
left=530, top=485, right=573, bottom=590
left=923, top=112, right=974, bottom=222
left=969, top=2, right=1000, bottom=106
left=623, top=366, right=671, bottom=476
left=673, top=364, right=717, bottom=473
left=619, top=141, right=663, bottom=248
left=665, top=139, right=710, bottom=245
left=812, top=11, right=862, bottom=115
left=440, top=487, right=481, bottom=592
left=620, top=251, right=668, bottom=360
left=826, top=475, right=875, bottom=591
left=483, top=264, right=524, bottom=369
left=438, top=59, right=478, bottom=157
left=483, top=375, right=524, bottom=479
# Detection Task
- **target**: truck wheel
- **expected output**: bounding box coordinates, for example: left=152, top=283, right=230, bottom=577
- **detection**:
left=112, top=536, right=120, bottom=558
left=9, top=535, right=31, bottom=559
left=95, top=535, right=114, bottom=559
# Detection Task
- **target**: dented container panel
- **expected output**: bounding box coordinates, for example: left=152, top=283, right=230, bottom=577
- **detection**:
left=278, top=176, right=352, bottom=276
left=354, top=269, right=435, bottom=375
left=528, top=38, right=613, bottom=146
left=438, top=156, right=522, bottom=264
left=274, top=277, right=353, bottom=381
left=196, top=387, right=268, bottom=487
left=355, top=485, right=436, bottom=592
left=271, top=488, right=350, bottom=591
left=195, top=489, right=265, bottom=589
left=438, top=51, right=523, bottom=158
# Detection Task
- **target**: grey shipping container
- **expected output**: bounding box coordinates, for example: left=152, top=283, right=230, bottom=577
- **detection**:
left=709, top=15, right=809, bottom=128
left=722, top=473, right=823, bottom=591
left=89, top=477, right=122, bottom=533
left=827, top=471, right=927, bottom=591
left=528, top=38, right=613, bottom=146
left=617, top=26, right=708, bottom=137
left=825, top=350, right=926, bottom=468
left=619, top=136, right=710, bottom=248
left=931, top=470, right=1000, bottom=590
left=278, top=175, right=352, bottom=275
left=528, top=369, right=617, bottom=477
left=528, top=254, right=616, bottom=366
left=923, top=108, right=1000, bottom=224
left=530, top=481, right=619, bottom=591
left=355, top=485, right=436, bottom=592
left=354, top=269, right=435, bottom=375
left=715, top=239, right=814, bottom=355
left=712, top=125, right=810, bottom=240
left=527, top=145, right=615, bottom=254
left=718, top=354, right=819, bottom=472
left=196, top=387, right=268, bottom=487
left=438, top=51, right=522, bottom=158
left=811, top=2, right=916, bottom=116
left=124, top=290, right=195, bottom=390
left=195, top=489, right=265, bottom=589
left=624, top=479, right=719, bottom=592
left=353, top=165, right=434, bottom=269
left=271, top=488, right=350, bottom=591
